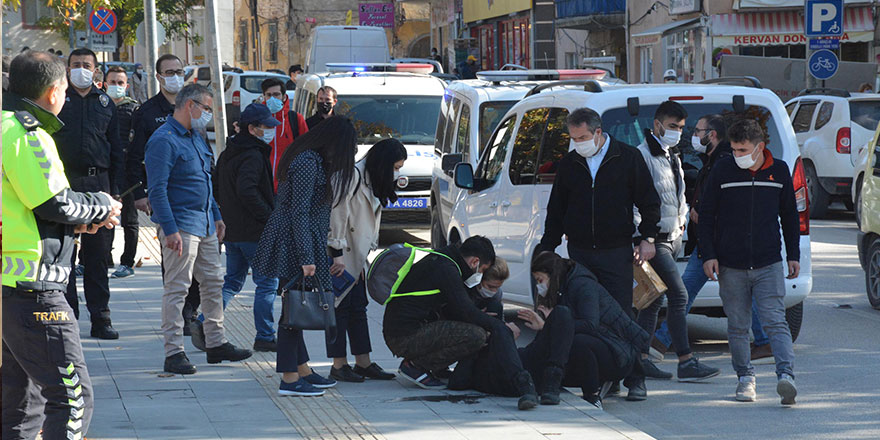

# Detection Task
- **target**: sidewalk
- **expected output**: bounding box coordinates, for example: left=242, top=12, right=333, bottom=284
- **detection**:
left=76, top=225, right=655, bottom=440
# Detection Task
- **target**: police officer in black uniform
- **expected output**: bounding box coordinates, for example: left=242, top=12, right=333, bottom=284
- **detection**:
left=126, top=53, right=204, bottom=334
left=2, top=49, right=122, bottom=440
left=52, top=48, right=124, bottom=340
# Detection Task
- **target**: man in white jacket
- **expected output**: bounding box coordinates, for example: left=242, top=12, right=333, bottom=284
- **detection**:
left=633, top=101, right=720, bottom=382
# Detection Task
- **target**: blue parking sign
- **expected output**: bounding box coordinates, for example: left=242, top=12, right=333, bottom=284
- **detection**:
left=809, top=49, right=839, bottom=80
left=805, top=0, right=843, bottom=37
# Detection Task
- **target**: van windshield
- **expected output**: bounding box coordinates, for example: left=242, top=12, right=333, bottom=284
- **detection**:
left=601, top=103, right=785, bottom=173
left=336, top=95, right=442, bottom=145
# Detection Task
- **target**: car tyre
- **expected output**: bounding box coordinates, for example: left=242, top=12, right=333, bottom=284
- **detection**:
left=430, top=202, right=447, bottom=249
left=864, top=238, right=880, bottom=309
left=784, top=301, right=803, bottom=343
left=804, top=163, right=829, bottom=219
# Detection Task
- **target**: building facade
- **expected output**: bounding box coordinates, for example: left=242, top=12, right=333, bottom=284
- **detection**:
left=554, top=0, right=626, bottom=77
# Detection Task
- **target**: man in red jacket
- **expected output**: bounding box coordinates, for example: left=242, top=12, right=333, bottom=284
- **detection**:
left=260, top=77, right=308, bottom=191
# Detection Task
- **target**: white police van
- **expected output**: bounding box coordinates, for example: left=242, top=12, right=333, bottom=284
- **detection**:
left=294, top=63, right=446, bottom=229
left=447, top=78, right=813, bottom=338
left=430, top=69, right=611, bottom=246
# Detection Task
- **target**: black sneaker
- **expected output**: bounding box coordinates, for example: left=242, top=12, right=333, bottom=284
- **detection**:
left=330, top=365, right=365, bottom=383
left=514, top=371, right=539, bottom=410
left=164, top=352, right=196, bottom=375
left=641, top=358, right=673, bottom=380
left=398, top=360, right=445, bottom=389
left=91, top=322, right=119, bottom=340
left=677, top=357, right=720, bottom=382
left=206, top=342, right=252, bottom=364
left=253, top=339, right=277, bottom=352
left=625, top=378, right=647, bottom=401
left=353, top=363, right=396, bottom=380
left=583, top=393, right=603, bottom=410
left=540, top=366, right=564, bottom=406
left=190, top=320, right=207, bottom=352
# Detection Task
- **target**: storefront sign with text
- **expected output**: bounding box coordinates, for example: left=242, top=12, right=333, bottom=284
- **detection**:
left=359, top=3, right=394, bottom=28
left=718, top=31, right=870, bottom=46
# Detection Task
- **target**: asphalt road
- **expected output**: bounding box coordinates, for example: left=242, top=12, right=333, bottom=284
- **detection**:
left=379, top=205, right=880, bottom=440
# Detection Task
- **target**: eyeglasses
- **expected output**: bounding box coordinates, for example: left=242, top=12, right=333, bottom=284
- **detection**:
left=161, top=69, right=185, bottom=77
left=192, top=100, right=213, bottom=115
left=264, top=91, right=284, bottom=99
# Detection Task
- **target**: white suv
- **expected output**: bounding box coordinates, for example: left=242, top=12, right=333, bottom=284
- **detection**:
left=293, top=64, right=446, bottom=229
left=785, top=89, right=880, bottom=218
left=448, top=79, right=813, bottom=338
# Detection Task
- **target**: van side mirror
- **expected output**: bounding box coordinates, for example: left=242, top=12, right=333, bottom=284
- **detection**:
left=442, top=153, right=464, bottom=174
left=454, top=163, right=475, bottom=190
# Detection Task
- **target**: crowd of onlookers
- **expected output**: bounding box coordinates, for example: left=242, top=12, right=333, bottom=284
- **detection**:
left=2, top=47, right=802, bottom=440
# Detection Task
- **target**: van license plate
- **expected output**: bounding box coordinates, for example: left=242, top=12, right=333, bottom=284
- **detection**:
left=387, top=198, right=428, bottom=209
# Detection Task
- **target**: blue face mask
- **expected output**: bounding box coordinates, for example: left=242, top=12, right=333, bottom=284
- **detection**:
left=266, top=96, right=283, bottom=114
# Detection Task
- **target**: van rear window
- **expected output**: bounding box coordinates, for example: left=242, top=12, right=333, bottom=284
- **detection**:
left=849, top=100, right=880, bottom=131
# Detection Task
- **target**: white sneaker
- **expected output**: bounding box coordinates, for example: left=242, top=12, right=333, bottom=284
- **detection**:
left=736, top=376, right=757, bottom=402
left=777, top=374, right=797, bottom=405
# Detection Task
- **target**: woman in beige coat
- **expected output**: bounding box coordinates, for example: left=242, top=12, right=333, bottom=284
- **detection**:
left=327, top=138, right=407, bottom=382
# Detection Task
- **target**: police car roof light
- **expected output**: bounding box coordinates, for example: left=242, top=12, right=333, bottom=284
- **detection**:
left=523, top=79, right=604, bottom=98
left=325, top=63, right=434, bottom=75
left=476, top=69, right=606, bottom=83
left=698, top=76, right=763, bottom=89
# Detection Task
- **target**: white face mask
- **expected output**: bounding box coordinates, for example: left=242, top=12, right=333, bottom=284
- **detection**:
left=162, top=74, right=184, bottom=94
left=478, top=286, right=497, bottom=299
left=735, top=147, right=760, bottom=169
left=393, top=170, right=401, bottom=181
left=659, top=128, right=682, bottom=148
left=535, top=282, right=549, bottom=297
left=260, top=127, right=276, bottom=144
left=573, top=139, right=600, bottom=158
left=191, top=108, right=213, bottom=131
left=692, top=135, right=707, bottom=154
left=106, top=85, right=126, bottom=99
left=464, top=271, right=483, bottom=288
left=70, top=68, right=94, bottom=89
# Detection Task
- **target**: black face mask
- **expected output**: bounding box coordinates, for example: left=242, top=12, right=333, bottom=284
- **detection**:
left=318, top=101, right=333, bottom=114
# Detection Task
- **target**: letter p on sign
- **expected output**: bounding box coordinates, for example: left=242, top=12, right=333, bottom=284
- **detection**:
left=806, top=0, right=843, bottom=36
left=811, top=4, right=834, bottom=31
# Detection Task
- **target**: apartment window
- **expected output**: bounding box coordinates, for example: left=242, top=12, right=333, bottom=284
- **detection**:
left=267, top=22, right=279, bottom=63
left=238, top=20, right=249, bottom=64
left=22, top=0, right=57, bottom=27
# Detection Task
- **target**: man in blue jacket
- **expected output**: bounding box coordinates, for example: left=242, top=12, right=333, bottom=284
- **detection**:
left=699, top=119, right=800, bottom=406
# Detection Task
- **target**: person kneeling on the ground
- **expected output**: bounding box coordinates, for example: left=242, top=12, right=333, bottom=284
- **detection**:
left=383, top=236, right=540, bottom=410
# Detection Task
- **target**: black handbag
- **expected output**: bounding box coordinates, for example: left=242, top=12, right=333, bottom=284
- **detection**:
left=279, top=276, right=337, bottom=340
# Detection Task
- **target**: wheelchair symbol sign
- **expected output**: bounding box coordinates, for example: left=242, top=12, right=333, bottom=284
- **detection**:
left=809, top=49, right=839, bottom=80
left=805, top=0, right=843, bottom=37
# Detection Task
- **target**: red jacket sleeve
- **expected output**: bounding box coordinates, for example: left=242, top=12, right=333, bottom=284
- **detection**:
left=297, top=114, right=309, bottom=137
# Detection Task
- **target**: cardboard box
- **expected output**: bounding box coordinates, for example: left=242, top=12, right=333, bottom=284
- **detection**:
left=632, top=260, right=668, bottom=310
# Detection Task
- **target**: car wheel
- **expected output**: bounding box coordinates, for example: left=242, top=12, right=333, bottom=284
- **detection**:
left=864, top=238, right=880, bottom=309
left=784, top=301, right=803, bottom=343
left=855, top=176, right=863, bottom=229
left=430, top=202, right=447, bottom=249
left=804, top=163, right=830, bottom=219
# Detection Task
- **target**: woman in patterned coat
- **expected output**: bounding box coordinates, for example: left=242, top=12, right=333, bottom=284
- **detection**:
left=253, top=116, right=357, bottom=396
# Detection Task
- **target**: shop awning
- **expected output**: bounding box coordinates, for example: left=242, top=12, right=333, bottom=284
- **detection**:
left=711, top=6, right=874, bottom=46
left=631, top=17, right=701, bottom=46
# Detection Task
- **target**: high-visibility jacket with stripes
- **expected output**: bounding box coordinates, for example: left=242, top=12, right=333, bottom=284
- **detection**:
left=2, top=95, right=113, bottom=291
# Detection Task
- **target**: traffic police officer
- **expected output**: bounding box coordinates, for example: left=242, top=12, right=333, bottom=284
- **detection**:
left=53, top=48, right=125, bottom=339
left=2, top=49, right=122, bottom=440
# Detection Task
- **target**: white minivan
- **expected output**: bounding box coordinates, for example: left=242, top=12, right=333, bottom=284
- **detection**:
left=305, top=26, right=390, bottom=74
left=446, top=79, right=813, bottom=340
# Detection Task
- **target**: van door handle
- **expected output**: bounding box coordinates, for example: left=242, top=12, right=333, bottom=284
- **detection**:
left=501, top=200, right=512, bottom=208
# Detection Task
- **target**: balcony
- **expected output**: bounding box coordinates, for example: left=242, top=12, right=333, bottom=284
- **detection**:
left=555, top=0, right=625, bottom=30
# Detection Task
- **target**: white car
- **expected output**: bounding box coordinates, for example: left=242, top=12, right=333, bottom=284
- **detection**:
left=447, top=80, right=813, bottom=338
left=785, top=89, right=880, bottom=218
left=430, top=69, right=609, bottom=247
left=293, top=63, right=447, bottom=229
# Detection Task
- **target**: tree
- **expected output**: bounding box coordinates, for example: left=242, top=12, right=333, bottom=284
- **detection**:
left=3, top=0, right=203, bottom=47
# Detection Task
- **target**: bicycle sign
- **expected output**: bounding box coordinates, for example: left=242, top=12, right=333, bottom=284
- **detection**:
left=809, top=49, right=838, bottom=80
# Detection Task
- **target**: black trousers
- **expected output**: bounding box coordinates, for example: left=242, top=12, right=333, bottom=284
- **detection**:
left=2, top=287, right=93, bottom=440
left=65, top=173, right=113, bottom=324
left=275, top=279, right=310, bottom=372
left=518, top=305, right=575, bottom=391
left=447, top=319, right=531, bottom=397
left=386, top=320, right=488, bottom=373
left=568, top=245, right=634, bottom=317
left=119, top=191, right=139, bottom=268
left=326, top=277, right=372, bottom=358
left=564, top=333, right=627, bottom=396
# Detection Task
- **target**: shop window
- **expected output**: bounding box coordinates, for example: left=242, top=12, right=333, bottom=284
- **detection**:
left=764, top=46, right=787, bottom=58
left=536, top=108, right=571, bottom=184
left=792, top=102, right=818, bottom=133
left=665, top=31, right=694, bottom=83
left=476, top=116, right=516, bottom=187
left=790, top=45, right=806, bottom=59
left=841, top=42, right=869, bottom=62
left=814, top=102, right=834, bottom=130
left=238, top=20, right=249, bottom=64
left=267, top=22, right=279, bottom=63
left=509, top=108, right=549, bottom=185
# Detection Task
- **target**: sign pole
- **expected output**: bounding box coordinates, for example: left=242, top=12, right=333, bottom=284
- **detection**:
left=205, top=0, right=228, bottom=155
left=143, top=0, right=160, bottom=97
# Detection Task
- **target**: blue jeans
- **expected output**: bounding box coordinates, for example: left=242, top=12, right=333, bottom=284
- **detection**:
left=654, top=247, right=769, bottom=349
left=717, top=262, right=794, bottom=378
left=198, top=241, right=278, bottom=342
